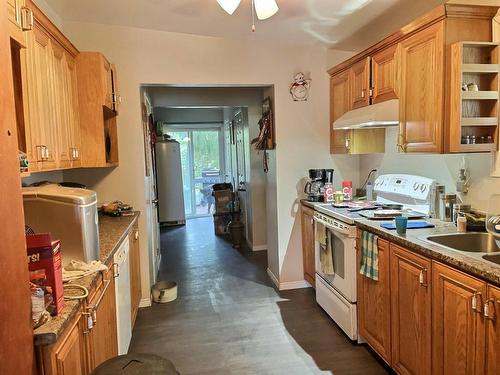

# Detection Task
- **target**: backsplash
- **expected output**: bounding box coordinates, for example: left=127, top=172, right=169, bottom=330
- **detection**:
left=359, top=127, right=500, bottom=213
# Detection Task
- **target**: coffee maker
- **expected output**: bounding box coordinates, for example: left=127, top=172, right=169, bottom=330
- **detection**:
left=304, top=169, right=334, bottom=202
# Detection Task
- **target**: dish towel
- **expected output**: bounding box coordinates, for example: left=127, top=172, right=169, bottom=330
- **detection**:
left=359, top=231, right=379, bottom=281
left=316, top=222, right=334, bottom=275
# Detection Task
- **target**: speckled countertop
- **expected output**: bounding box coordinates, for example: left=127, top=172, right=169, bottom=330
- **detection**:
left=33, top=212, right=140, bottom=346
left=356, top=219, right=500, bottom=287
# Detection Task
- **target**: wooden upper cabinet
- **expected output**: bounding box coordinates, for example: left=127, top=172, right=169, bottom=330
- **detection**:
left=330, top=70, right=351, bottom=154
left=300, top=205, right=315, bottom=287
left=25, top=23, right=58, bottom=171
left=76, top=52, right=120, bottom=168
left=357, top=235, right=392, bottom=364
left=485, top=284, right=500, bottom=375
left=372, top=44, right=399, bottom=104
left=350, top=57, right=370, bottom=110
left=390, top=244, right=431, bottom=375
left=432, top=262, right=486, bottom=375
left=399, top=21, right=444, bottom=153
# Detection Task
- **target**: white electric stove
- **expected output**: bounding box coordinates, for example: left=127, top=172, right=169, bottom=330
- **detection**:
left=314, top=174, right=436, bottom=341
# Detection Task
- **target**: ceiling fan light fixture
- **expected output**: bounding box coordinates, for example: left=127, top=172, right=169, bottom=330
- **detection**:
left=254, top=0, right=279, bottom=20
left=217, top=0, right=241, bottom=15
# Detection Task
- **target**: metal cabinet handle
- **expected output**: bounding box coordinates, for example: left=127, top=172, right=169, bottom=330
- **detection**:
left=113, top=263, right=119, bottom=278
left=361, top=89, right=365, bottom=98
left=20, top=7, right=34, bottom=31
left=419, top=269, right=428, bottom=287
left=472, top=292, right=483, bottom=313
left=397, top=134, right=407, bottom=152
left=134, top=230, right=139, bottom=240
left=484, top=298, right=497, bottom=321
left=345, top=138, right=351, bottom=150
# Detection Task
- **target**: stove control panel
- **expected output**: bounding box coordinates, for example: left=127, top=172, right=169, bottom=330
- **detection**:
left=374, top=174, right=435, bottom=201
left=313, top=212, right=357, bottom=237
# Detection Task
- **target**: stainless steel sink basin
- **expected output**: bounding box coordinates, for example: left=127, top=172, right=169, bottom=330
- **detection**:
left=425, top=233, right=500, bottom=253
left=483, top=253, right=500, bottom=265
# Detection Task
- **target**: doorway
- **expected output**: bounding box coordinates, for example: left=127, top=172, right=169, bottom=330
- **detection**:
left=166, top=127, right=224, bottom=218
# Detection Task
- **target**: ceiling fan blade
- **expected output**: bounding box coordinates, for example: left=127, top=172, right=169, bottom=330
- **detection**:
left=254, top=0, right=279, bottom=20
left=217, top=0, right=241, bottom=15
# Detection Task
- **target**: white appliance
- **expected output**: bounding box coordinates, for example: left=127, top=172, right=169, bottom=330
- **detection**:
left=114, top=237, right=132, bottom=355
left=314, top=173, right=436, bottom=342
left=155, top=137, right=186, bottom=225
left=22, top=184, right=99, bottom=266
left=314, top=211, right=358, bottom=340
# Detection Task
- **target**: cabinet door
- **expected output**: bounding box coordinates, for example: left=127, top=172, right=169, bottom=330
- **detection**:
left=103, top=57, right=113, bottom=110
left=65, top=54, right=82, bottom=167
left=432, top=262, right=486, bottom=375
left=357, top=235, right=391, bottom=364
left=330, top=70, right=351, bottom=154
left=390, top=244, right=431, bottom=375
left=129, top=224, right=141, bottom=325
left=300, top=205, right=315, bottom=287
left=372, top=44, right=399, bottom=104
left=350, top=57, right=370, bottom=110
left=25, top=23, right=57, bottom=170
left=54, top=322, right=85, bottom=375
left=51, top=43, right=72, bottom=169
left=485, top=284, right=500, bottom=375
left=399, top=22, right=444, bottom=153
left=87, top=268, right=118, bottom=371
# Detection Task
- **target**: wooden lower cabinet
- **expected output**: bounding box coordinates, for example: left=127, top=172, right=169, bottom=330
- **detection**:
left=39, top=308, right=88, bottom=375
left=300, top=205, right=315, bottom=287
left=432, top=262, right=486, bottom=375
left=390, top=244, right=431, bottom=375
left=129, top=223, right=142, bottom=325
left=484, top=285, right=500, bottom=374
left=357, top=235, right=391, bottom=364
left=86, top=266, right=118, bottom=370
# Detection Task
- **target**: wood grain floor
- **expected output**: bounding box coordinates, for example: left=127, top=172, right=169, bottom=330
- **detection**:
left=129, top=217, right=391, bottom=375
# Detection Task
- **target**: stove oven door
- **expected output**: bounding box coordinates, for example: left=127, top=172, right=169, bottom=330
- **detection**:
left=314, top=223, right=357, bottom=303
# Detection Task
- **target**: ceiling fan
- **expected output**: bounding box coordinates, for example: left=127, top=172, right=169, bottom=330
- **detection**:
left=217, top=0, right=279, bottom=31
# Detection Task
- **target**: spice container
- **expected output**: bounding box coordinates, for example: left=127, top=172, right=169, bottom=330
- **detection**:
left=457, top=215, right=467, bottom=233
left=453, top=203, right=471, bottom=224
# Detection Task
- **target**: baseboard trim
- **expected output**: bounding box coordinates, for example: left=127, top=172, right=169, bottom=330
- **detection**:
left=279, top=280, right=312, bottom=291
left=139, top=296, right=152, bottom=308
left=252, top=244, right=267, bottom=252
left=266, top=268, right=280, bottom=289
left=266, top=268, right=312, bottom=291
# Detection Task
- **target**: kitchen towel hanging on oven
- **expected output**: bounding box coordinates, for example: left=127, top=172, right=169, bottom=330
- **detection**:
left=359, top=231, right=379, bottom=281
left=316, top=221, right=334, bottom=275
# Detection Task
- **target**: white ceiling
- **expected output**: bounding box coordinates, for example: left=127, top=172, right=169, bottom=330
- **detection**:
left=42, top=0, right=446, bottom=50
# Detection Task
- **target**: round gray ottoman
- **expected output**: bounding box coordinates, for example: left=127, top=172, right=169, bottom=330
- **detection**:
left=91, top=353, right=180, bottom=374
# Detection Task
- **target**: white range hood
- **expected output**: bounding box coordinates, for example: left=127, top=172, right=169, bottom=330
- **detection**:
left=333, top=99, right=399, bottom=130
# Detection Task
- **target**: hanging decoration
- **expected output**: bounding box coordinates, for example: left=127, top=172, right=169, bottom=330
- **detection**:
left=251, top=97, right=275, bottom=173
left=290, top=72, right=311, bottom=101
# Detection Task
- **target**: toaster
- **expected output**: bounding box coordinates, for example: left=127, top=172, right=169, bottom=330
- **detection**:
left=22, top=184, right=99, bottom=266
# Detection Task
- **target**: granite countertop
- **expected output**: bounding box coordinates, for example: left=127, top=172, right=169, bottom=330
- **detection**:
left=33, top=211, right=140, bottom=346
left=300, top=199, right=325, bottom=209
left=356, top=219, right=500, bottom=287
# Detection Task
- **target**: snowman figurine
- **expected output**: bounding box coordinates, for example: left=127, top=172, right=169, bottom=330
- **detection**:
left=290, top=72, right=311, bottom=101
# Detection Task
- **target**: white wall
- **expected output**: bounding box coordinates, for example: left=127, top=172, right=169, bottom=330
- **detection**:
left=58, top=21, right=360, bottom=288
left=359, top=127, right=500, bottom=212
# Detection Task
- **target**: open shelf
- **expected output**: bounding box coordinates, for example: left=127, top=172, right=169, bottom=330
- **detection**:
left=462, top=64, right=499, bottom=73
left=462, top=91, right=498, bottom=100
left=20, top=171, right=30, bottom=178
left=461, top=117, right=498, bottom=126
left=459, top=143, right=497, bottom=152
left=449, top=41, right=500, bottom=153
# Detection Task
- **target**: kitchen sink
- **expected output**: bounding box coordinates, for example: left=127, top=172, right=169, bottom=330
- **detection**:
left=425, top=233, right=500, bottom=253
left=483, top=253, right=500, bottom=265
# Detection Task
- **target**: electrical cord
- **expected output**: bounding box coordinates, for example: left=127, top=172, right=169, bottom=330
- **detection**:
left=360, top=169, right=378, bottom=190
left=63, top=284, right=89, bottom=300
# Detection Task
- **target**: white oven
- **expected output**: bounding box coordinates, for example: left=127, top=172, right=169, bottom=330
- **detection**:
left=313, top=211, right=359, bottom=341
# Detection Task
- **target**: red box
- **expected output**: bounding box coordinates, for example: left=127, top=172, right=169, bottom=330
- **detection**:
left=26, top=234, right=64, bottom=316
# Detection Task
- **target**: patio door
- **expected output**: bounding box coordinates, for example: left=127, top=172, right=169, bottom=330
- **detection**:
left=167, top=128, right=224, bottom=218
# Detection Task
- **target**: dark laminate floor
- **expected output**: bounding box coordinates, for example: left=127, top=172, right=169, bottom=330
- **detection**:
left=129, top=217, right=391, bottom=375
